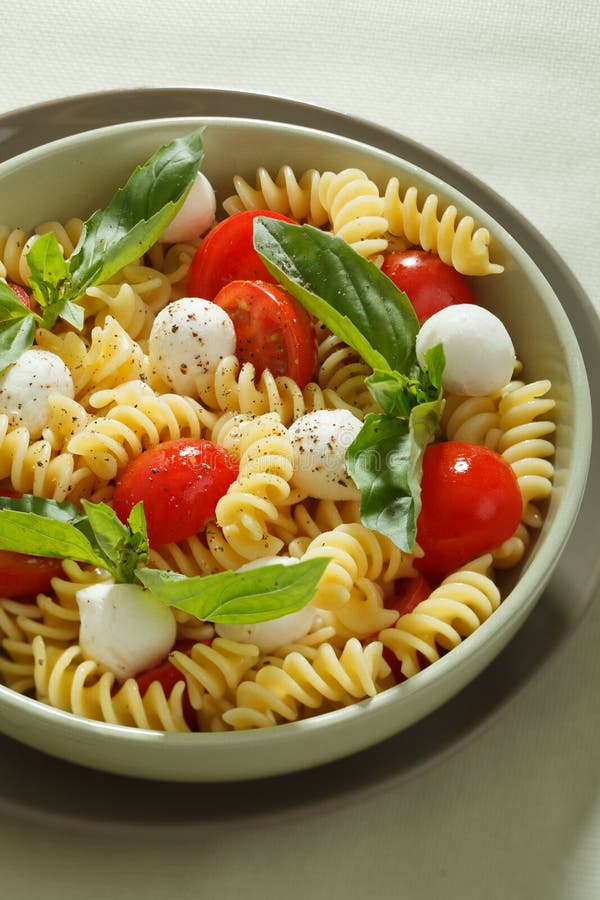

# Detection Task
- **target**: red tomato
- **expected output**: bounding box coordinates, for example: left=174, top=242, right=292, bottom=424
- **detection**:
left=112, top=438, right=239, bottom=547
left=386, top=574, right=433, bottom=616
left=415, top=441, right=522, bottom=579
left=136, top=640, right=198, bottom=731
left=0, top=549, right=63, bottom=598
left=212, top=279, right=318, bottom=387
left=8, top=283, right=34, bottom=310
left=188, top=209, right=297, bottom=301
left=381, top=249, right=476, bottom=323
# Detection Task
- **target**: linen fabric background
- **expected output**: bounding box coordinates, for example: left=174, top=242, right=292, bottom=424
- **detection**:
left=0, top=2, right=598, bottom=898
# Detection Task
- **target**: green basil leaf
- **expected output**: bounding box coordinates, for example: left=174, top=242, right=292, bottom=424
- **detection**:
left=365, top=369, right=421, bottom=418
left=253, top=218, right=419, bottom=374
left=137, top=557, right=330, bottom=624
left=0, top=509, right=107, bottom=568
left=346, top=414, right=417, bottom=552
left=0, top=281, right=38, bottom=322
left=422, top=343, right=445, bottom=392
left=0, top=494, right=82, bottom=522
left=67, top=127, right=205, bottom=299
left=58, top=299, right=85, bottom=331
left=81, top=500, right=149, bottom=583
left=0, top=315, right=37, bottom=374
left=26, top=232, right=70, bottom=316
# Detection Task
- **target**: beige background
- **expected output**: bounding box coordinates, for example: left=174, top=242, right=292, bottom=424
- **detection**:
left=1, top=2, right=599, bottom=897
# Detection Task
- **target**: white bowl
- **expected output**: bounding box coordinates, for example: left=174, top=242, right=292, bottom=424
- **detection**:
left=0, top=117, right=591, bottom=781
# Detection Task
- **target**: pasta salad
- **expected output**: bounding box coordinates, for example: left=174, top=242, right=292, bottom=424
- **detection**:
left=0, top=128, right=555, bottom=733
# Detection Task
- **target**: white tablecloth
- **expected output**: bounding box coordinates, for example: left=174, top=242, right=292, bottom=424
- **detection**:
left=1, top=2, right=599, bottom=897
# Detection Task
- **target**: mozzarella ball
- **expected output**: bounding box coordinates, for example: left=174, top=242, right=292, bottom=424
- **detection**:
left=416, top=303, right=516, bottom=396
left=149, top=296, right=236, bottom=395
left=215, top=557, right=317, bottom=653
left=159, top=171, right=216, bottom=243
left=288, top=409, right=362, bottom=500
left=77, top=582, right=177, bottom=680
left=0, top=348, right=74, bottom=439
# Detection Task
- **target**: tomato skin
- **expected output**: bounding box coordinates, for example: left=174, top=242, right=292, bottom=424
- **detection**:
left=386, top=574, right=433, bottom=616
left=212, top=279, right=318, bottom=387
left=112, top=438, right=239, bottom=547
left=381, top=250, right=476, bottom=323
left=188, top=210, right=297, bottom=301
left=415, top=441, right=522, bottom=579
left=0, top=549, right=63, bottom=598
left=136, top=640, right=200, bottom=731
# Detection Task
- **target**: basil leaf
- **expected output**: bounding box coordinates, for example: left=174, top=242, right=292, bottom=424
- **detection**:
left=26, top=232, right=69, bottom=310
left=366, top=369, right=424, bottom=418
left=0, top=494, right=82, bottom=522
left=346, top=414, right=417, bottom=552
left=137, top=557, right=330, bottom=624
left=68, top=127, right=205, bottom=299
left=0, top=315, right=37, bottom=374
left=81, top=500, right=149, bottom=583
left=0, top=281, right=38, bottom=322
left=0, top=509, right=107, bottom=568
left=254, top=218, right=419, bottom=374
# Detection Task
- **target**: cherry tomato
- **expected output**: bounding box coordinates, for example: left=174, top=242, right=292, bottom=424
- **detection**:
left=188, top=209, right=297, bottom=301
left=415, top=441, right=522, bottom=579
left=212, top=279, right=318, bottom=387
left=381, top=249, right=476, bottom=323
left=0, top=550, right=63, bottom=598
left=112, top=438, right=239, bottom=547
left=136, top=640, right=199, bottom=731
left=8, top=283, right=34, bottom=310
left=385, top=574, right=433, bottom=616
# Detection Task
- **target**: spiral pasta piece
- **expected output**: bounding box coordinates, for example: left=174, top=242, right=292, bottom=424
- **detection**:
left=168, top=637, right=260, bottom=710
left=379, top=555, right=500, bottom=678
left=315, top=326, right=378, bottom=418
left=0, top=562, right=110, bottom=692
left=222, top=638, right=391, bottom=729
left=223, top=165, right=328, bottom=226
left=495, top=379, right=555, bottom=528
left=215, top=413, right=295, bottom=560
left=382, top=179, right=503, bottom=275
left=32, top=636, right=191, bottom=731
left=0, top=218, right=82, bottom=284
left=146, top=241, right=198, bottom=291
left=67, top=379, right=216, bottom=481
left=442, top=394, right=501, bottom=446
left=318, top=168, right=388, bottom=259
left=299, top=522, right=417, bottom=611
left=0, top=414, right=98, bottom=502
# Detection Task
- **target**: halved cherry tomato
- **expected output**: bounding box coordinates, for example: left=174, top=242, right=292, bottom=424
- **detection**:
left=381, top=249, right=476, bottom=323
left=212, top=279, right=318, bottom=387
left=136, top=639, right=199, bottom=731
left=112, top=438, right=239, bottom=547
left=188, top=209, right=297, bottom=301
left=0, top=550, right=63, bottom=599
left=415, top=441, right=522, bottom=579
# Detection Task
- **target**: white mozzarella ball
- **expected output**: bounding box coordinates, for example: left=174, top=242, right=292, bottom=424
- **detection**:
left=288, top=409, right=362, bottom=500
left=416, top=303, right=516, bottom=396
left=77, top=582, right=177, bottom=681
left=0, top=348, right=74, bottom=439
left=159, top=171, right=216, bottom=243
left=149, top=296, right=236, bottom=395
left=215, top=557, right=317, bottom=654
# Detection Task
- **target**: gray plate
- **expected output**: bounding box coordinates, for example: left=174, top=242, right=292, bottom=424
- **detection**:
left=0, top=87, right=598, bottom=831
